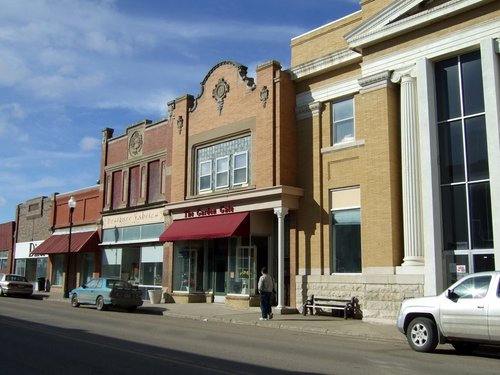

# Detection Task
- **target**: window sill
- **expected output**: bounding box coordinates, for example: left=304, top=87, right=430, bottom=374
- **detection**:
left=321, top=139, right=365, bottom=154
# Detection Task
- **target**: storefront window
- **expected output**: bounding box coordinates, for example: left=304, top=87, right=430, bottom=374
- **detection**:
left=140, top=246, right=163, bottom=286
left=102, top=248, right=122, bottom=278
left=228, top=246, right=256, bottom=295
left=51, top=254, right=64, bottom=286
left=15, top=259, right=26, bottom=276
left=173, top=241, right=204, bottom=292
left=0, top=251, right=8, bottom=271
left=435, top=51, right=494, bottom=282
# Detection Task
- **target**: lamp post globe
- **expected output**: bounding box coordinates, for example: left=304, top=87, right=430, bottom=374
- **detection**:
left=64, top=196, right=76, bottom=298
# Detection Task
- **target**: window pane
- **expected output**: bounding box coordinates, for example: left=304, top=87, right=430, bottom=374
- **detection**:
left=234, top=153, right=247, bottom=169
left=435, top=57, right=460, bottom=121
left=461, top=51, right=484, bottom=116
left=332, top=209, right=361, bottom=273
left=201, top=161, right=211, bottom=175
left=438, top=120, right=464, bottom=184
left=200, top=176, right=211, bottom=190
left=469, top=182, right=493, bottom=249
left=441, top=185, right=468, bottom=250
left=216, top=157, right=229, bottom=188
left=473, top=254, right=495, bottom=273
left=453, top=275, right=491, bottom=299
left=333, top=98, right=354, bottom=144
left=465, top=116, right=489, bottom=181
left=199, top=161, right=212, bottom=191
left=334, top=119, right=354, bottom=143
left=333, top=98, right=353, bottom=121
left=233, top=153, right=247, bottom=184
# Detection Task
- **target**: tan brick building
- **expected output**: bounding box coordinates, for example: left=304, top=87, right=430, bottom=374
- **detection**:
left=290, top=0, right=500, bottom=321
left=160, top=61, right=302, bottom=308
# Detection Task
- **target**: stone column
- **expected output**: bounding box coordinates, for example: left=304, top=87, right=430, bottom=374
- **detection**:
left=274, top=207, right=288, bottom=310
left=391, top=67, right=424, bottom=267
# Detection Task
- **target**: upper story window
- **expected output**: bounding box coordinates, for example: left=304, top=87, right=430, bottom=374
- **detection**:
left=332, top=97, right=354, bottom=145
left=196, top=136, right=251, bottom=194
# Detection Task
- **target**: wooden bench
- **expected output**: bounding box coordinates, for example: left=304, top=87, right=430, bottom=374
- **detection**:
left=302, top=295, right=358, bottom=319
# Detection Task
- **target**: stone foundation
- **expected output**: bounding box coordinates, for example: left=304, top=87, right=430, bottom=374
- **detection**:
left=295, top=273, right=424, bottom=323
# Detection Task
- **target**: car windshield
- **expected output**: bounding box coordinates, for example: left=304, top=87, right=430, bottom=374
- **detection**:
left=6, top=275, right=28, bottom=282
left=106, top=280, right=131, bottom=289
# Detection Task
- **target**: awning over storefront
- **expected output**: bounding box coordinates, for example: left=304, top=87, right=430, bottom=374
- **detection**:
left=159, top=212, right=250, bottom=242
left=31, top=231, right=100, bottom=255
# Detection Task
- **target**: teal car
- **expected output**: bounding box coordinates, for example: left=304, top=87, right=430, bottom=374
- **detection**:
left=70, top=278, right=143, bottom=312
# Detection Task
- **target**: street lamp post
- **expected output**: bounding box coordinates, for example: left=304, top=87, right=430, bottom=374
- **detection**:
left=64, top=196, right=76, bottom=298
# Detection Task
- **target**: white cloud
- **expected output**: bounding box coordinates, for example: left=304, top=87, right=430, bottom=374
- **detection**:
left=0, top=196, right=6, bottom=207
left=80, top=137, right=101, bottom=152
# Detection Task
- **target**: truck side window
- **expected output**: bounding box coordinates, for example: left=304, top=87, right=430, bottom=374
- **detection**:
left=453, top=276, right=491, bottom=299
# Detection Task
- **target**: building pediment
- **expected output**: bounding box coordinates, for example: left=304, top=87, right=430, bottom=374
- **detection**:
left=345, top=0, right=495, bottom=49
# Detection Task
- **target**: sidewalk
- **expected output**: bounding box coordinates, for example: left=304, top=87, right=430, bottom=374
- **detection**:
left=40, top=290, right=405, bottom=344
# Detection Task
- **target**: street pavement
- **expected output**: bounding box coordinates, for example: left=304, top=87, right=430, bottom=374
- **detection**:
left=39, top=290, right=405, bottom=344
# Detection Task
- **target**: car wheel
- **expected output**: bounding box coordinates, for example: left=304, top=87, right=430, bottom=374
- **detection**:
left=96, top=296, right=107, bottom=311
left=451, top=342, right=478, bottom=354
left=71, top=294, right=80, bottom=308
left=406, top=317, right=438, bottom=353
left=0, top=287, right=4, bottom=296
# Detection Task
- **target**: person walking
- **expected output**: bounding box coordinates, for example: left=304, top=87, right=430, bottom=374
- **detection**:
left=258, top=266, right=274, bottom=320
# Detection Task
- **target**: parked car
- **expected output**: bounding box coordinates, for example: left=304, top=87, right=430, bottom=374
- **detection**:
left=0, top=273, right=34, bottom=297
left=69, top=278, right=143, bottom=312
left=397, top=271, right=500, bottom=353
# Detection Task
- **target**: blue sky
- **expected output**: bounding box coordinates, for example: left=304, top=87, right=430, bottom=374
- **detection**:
left=0, top=0, right=360, bottom=223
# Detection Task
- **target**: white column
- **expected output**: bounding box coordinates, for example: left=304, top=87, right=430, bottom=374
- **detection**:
left=274, top=207, right=288, bottom=309
left=391, top=67, right=424, bottom=267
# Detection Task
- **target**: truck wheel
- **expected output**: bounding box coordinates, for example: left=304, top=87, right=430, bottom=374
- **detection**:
left=406, top=317, right=438, bottom=353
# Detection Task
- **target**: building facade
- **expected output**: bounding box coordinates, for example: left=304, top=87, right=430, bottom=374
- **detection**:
left=160, top=61, right=301, bottom=308
left=99, top=120, right=172, bottom=299
left=14, top=196, right=52, bottom=289
left=290, top=0, right=500, bottom=321
left=31, top=187, right=102, bottom=293
left=0, top=221, right=15, bottom=274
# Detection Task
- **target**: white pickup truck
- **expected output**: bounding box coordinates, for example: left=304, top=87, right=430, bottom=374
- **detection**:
left=397, top=271, right=500, bottom=353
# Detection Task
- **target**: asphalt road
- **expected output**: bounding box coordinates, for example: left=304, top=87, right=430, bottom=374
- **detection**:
left=1, top=296, right=499, bottom=374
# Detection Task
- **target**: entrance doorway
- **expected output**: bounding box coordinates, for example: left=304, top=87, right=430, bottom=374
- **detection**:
left=212, top=240, right=228, bottom=303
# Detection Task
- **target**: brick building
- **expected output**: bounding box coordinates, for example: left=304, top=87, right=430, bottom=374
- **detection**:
left=159, top=60, right=301, bottom=308
left=0, top=221, right=15, bottom=274
left=31, top=186, right=102, bottom=293
left=290, top=0, right=500, bottom=321
left=99, top=119, right=172, bottom=299
left=13, top=196, right=52, bottom=288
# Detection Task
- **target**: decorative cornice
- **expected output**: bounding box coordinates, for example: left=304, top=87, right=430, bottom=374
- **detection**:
left=345, top=0, right=495, bottom=49
left=289, top=48, right=361, bottom=81
left=190, top=61, right=256, bottom=112
left=358, top=71, right=392, bottom=92
left=296, top=102, right=322, bottom=121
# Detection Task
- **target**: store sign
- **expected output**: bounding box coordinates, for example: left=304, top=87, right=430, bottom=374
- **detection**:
left=184, top=205, right=234, bottom=218
left=103, top=207, right=164, bottom=229
left=15, top=241, right=46, bottom=258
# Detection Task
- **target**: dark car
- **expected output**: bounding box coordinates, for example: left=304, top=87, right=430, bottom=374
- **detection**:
left=69, top=277, right=143, bottom=312
left=0, top=273, right=34, bottom=297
